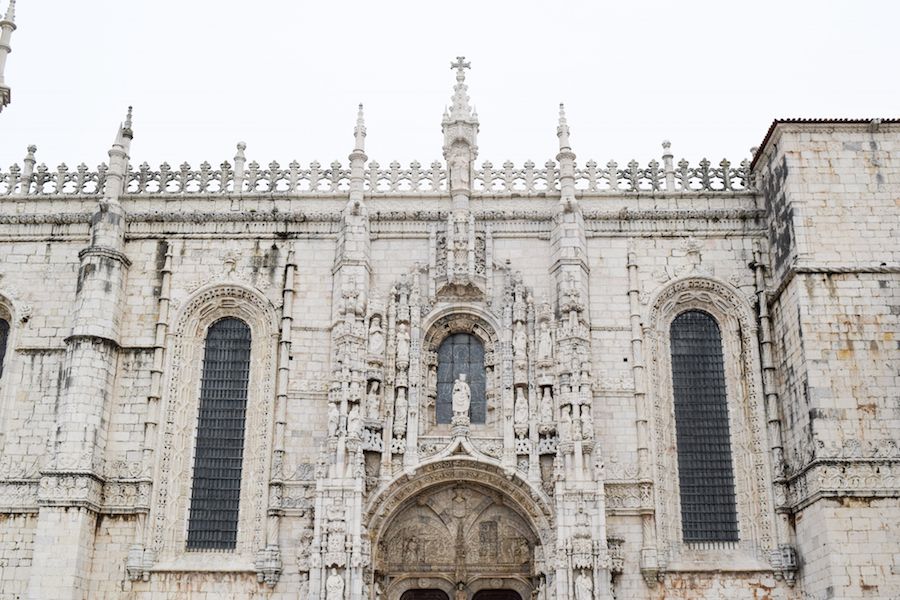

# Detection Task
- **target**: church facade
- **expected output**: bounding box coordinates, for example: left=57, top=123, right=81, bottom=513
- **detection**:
left=0, top=58, right=898, bottom=600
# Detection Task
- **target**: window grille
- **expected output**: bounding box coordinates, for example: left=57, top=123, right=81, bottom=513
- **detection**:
left=0, top=319, right=8, bottom=378
left=436, top=333, right=486, bottom=424
left=186, top=317, right=251, bottom=550
left=670, top=310, right=739, bottom=542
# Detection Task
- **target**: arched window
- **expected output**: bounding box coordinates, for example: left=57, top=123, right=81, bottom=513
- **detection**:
left=0, top=318, right=9, bottom=379
left=670, top=310, right=739, bottom=542
left=436, top=333, right=486, bottom=424
left=187, top=317, right=252, bottom=550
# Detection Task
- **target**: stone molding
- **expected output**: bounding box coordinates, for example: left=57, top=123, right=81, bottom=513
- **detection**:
left=149, top=282, right=278, bottom=567
left=645, top=275, right=776, bottom=570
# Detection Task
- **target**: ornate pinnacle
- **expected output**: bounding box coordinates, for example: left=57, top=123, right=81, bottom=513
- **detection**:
left=557, top=103, right=571, bottom=151
left=123, top=106, right=133, bottom=136
left=447, top=56, right=475, bottom=123
left=353, top=103, right=366, bottom=152
left=3, top=0, right=15, bottom=23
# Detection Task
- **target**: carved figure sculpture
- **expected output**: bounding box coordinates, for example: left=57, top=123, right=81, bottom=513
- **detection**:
left=514, top=387, right=528, bottom=427
left=581, top=404, right=594, bottom=441
left=396, top=323, right=410, bottom=366
left=347, top=404, right=361, bottom=438
left=539, top=387, right=554, bottom=424
left=449, top=147, right=470, bottom=190
left=538, top=321, right=553, bottom=361
left=513, top=322, right=527, bottom=361
left=327, top=402, right=339, bottom=438
left=575, top=570, right=593, bottom=600
left=366, top=381, right=381, bottom=419
left=452, top=374, right=471, bottom=416
left=368, top=315, right=384, bottom=356
left=559, top=405, right=572, bottom=441
left=394, top=388, right=408, bottom=436
left=326, top=568, right=345, bottom=600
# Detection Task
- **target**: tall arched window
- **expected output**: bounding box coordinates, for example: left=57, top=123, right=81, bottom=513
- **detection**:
left=187, top=317, right=252, bottom=550
left=670, top=310, right=739, bottom=542
left=436, top=333, right=486, bottom=424
left=0, top=318, right=9, bottom=379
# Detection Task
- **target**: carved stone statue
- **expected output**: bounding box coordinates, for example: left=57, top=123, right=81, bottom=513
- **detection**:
left=366, top=381, right=381, bottom=419
left=575, top=570, right=593, bottom=600
left=539, top=387, right=554, bottom=424
left=326, top=568, right=344, bottom=600
left=514, top=387, right=528, bottom=426
left=559, top=405, right=572, bottom=441
left=394, top=387, right=408, bottom=436
left=368, top=315, right=384, bottom=357
left=449, top=147, right=470, bottom=190
left=452, top=374, right=471, bottom=417
left=327, top=402, right=339, bottom=438
left=538, top=321, right=553, bottom=361
left=349, top=379, right=361, bottom=403
left=347, top=404, right=361, bottom=438
left=580, top=404, right=594, bottom=441
left=396, top=323, right=410, bottom=366
left=513, top=322, right=527, bottom=361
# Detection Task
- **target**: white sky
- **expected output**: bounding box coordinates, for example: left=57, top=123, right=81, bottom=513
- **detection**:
left=0, top=0, right=896, bottom=170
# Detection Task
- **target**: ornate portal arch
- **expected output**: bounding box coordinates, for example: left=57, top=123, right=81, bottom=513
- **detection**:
left=365, top=456, right=555, bottom=600
left=645, top=275, right=775, bottom=569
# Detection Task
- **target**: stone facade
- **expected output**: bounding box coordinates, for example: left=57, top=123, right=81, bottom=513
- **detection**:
left=0, top=59, right=897, bottom=600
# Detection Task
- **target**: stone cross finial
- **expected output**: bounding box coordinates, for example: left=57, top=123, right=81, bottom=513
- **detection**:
left=450, top=56, right=470, bottom=78
left=3, top=0, right=15, bottom=22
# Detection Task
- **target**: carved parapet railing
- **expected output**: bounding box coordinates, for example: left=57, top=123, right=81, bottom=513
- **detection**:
left=0, top=156, right=753, bottom=197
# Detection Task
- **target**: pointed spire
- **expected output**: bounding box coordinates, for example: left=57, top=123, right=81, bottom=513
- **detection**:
left=3, top=0, right=14, bottom=23
left=557, top=103, right=572, bottom=151
left=114, top=106, right=134, bottom=151
left=353, top=103, right=366, bottom=153
left=446, top=56, right=476, bottom=123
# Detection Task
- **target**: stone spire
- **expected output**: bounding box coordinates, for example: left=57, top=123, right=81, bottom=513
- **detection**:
left=347, top=103, right=368, bottom=214
left=556, top=103, right=577, bottom=211
left=0, top=0, right=17, bottom=112
left=104, top=106, right=134, bottom=207
left=442, top=57, right=479, bottom=211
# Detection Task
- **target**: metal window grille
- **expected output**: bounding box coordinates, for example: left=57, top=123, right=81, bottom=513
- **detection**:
left=0, top=319, right=8, bottom=378
left=670, top=310, right=739, bottom=542
left=186, top=317, right=251, bottom=550
left=436, top=333, right=486, bottom=424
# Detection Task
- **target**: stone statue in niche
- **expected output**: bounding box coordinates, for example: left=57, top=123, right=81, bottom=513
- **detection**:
left=574, top=569, right=593, bottom=600
left=559, top=405, right=572, bottom=441
left=366, top=381, right=381, bottom=420
left=396, top=323, right=410, bottom=367
left=327, top=402, right=339, bottom=438
left=368, top=315, right=385, bottom=357
left=514, top=387, right=529, bottom=428
left=513, top=322, right=527, bottom=361
left=349, top=379, right=361, bottom=403
left=580, top=404, right=594, bottom=441
left=452, top=374, right=471, bottom=417
left=538, top=321, right=553, bottom=361
left=347, top=404, right=361, bottom=438
left=394, top=388, right=408, bottom=436
left=539, top=387, right=554, bottom=424
left=326, top=568, right=344, bottom=600
left=449, top=146, right=470, bottom=190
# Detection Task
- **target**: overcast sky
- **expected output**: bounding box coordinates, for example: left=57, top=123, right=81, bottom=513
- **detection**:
left=0, top=1, right=896, bottom=170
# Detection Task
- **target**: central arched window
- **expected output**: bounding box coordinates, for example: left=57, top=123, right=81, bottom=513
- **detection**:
left=670, top=310, right=739, bottom=543
left=187, top=317, right=252, bottom=550
left=436, top=333, right=486, bottom=424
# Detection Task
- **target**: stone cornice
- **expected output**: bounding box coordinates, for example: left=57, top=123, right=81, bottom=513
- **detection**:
left=777, top=458, right=900, bottom=512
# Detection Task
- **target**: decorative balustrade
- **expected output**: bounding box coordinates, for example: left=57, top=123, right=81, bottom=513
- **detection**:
left=0, top=150, right=753, bottom=197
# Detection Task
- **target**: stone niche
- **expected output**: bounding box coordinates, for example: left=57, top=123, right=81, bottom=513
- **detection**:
left=375, top=482, right=538, bottom=599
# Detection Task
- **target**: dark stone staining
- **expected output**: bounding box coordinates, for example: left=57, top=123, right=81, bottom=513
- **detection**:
left=76, top=263, right=96, bottom=294
left=250, top=241, right=280, bottom=284
left=153, top=241, right=169, bottom=297
left=763, top=154, right=794, bottom=274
